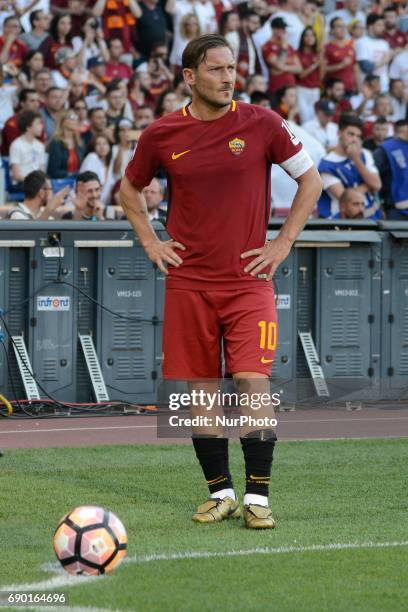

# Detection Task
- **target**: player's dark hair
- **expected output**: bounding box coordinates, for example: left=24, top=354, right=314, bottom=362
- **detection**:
left=250, top=91, right=271, bottom=106
left=384, top=3, right=398, bottom=12
left=241, top=10, right=258, bottom=20
left=107, top=37, right=123, bottom=48
left=30, top=9, right=43, bottom=28
left=367, top=13, right=384, bottom=28
left=4, top=15, right=19, bottom=27
left=34, top=68, right=51, bottom=78
left=182, top=34, right=233, bottom=70
left=325, top=77, right=343, bottom=90
left=88, top=106, right=105, bottom=119
left=106, top=84, right=122, bottom=96
left=76, top=171, right=101, bottom=186
left=276, top=85, right=296, bottom=103
left=23, top=170, right=48, bottom=199
left=219, top=11, right=238, bottom=36
left=151, top=41, right=167, bottom=54
left=374, top=116, right=389, bottom=125
left=17, top=110, right=41, bottom=133
left=135, top=104, right=154, bottom=114
left=299, top=26, right=317, bottom=52
left=390, top=78, right=403, bottom=90
left=329, top=16, right=343, bottom=30
left=338, top=113, right=363, bottom=133
left=49, top=13, right=73, bottom=43
left=45, top=86, right=63, bottom=97
left=19, top=88, right=37, bottom=104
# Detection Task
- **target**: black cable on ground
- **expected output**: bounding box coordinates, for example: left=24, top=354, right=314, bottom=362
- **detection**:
left=1, top=238, right=162, bottom=415
left=0, top=340, right=29, bottom=416
left=0, top=311, right=147, bottom=414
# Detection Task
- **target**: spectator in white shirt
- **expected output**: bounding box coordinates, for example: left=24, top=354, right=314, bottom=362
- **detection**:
left=253, top=0, right=305, bottom=78
left=389, top=78, right=407, bottom=121
left=8, top=169, right=69, bottom=220
left=166, top=0, right=217, bottom=58
left=270, top=0, right=305, bottom=48
left=169, top=13, right=201, bottom=74
left=79, top=134, right=117, bottom=205
left=51, top=46, right=77, bottom=89
left=355, top=14, right=394, bottom=92
left=302, top=100, right=339, bottom=150
left=327, top=0, right=366, bottom=30
left=350, top=74, right=381, bottom=121
left=389, top=48, right=408, bottom=95
left=9, top=111, right=46, bottom=190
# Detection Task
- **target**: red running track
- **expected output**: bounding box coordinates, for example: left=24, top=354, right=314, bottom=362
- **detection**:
left=0, top=408, right=407, bottom=449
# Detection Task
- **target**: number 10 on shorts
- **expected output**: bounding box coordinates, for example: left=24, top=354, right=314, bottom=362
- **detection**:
left=258, top=321, right=277, bottom=350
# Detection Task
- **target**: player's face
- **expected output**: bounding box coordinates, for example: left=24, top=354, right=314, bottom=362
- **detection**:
left=142, top=180, right=162, bottom=210
left=32, top=118, right=44, bottom=138
left=23, top=93, right=40, bottom=112
left=185, top=47, right=236, bottom=109
left=83, top=180, right=102, bottom=207
left=340, top=126, right=362, bottom=149
left=330, top=82, right=345, bottom=101
left=343, top=195, right=365, bottom=219
left=373, top=123, right=388, bottom=142
left=396, top=125, right=408, bottom=141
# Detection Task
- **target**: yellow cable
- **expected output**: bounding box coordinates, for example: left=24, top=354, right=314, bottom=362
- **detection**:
left=0, top=394, right=13, bottom=416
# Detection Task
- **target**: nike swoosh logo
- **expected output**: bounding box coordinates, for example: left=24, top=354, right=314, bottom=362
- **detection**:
left=260, top=357, right=273, bottom=364
left=172, top=149, right=191, bottom=160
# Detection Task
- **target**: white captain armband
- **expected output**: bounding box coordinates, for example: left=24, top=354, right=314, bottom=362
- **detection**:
left=279, top=148, right=314, bottom=180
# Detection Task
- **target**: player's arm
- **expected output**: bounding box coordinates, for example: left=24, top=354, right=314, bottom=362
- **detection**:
left=242, top=165, right=322, bottom=279
left=119, top=176, right=185, bottom=275
left=242, top=119, right=323, bottom=279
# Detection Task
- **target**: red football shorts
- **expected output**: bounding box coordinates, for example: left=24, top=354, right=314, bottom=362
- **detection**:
left=162, top=285, right=277, bottom=379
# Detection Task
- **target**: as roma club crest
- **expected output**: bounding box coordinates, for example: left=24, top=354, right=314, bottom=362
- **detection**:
left=229, top=137, right=245, bottom=156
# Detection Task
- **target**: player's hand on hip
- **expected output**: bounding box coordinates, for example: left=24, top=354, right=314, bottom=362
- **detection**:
left=145, top=238, right=186, bottom=275
left=241, top=237, right=291, bottom=280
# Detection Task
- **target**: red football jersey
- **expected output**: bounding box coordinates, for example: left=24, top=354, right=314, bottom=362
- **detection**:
left=261, top=41, right=297, bottom=93
left=383, top=30, right=407, bottom=49
left=297, top=50, right=320, bottom=88
left=125, top=101, right=307, bottom=289
left=324, top=41, right=356, bottom=92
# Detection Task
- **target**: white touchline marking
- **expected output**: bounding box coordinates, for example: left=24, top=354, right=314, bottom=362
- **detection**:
left=1, top=416, right=408, bottom=436
left=2, top=574, right=99, bottom=591
left=278, top=417, right=408, bottom=424
left=0, top=425, right=157, bottom=435
left=9, top=607, right=120, bottom=612
left=4, top=540, right=408, bottom=596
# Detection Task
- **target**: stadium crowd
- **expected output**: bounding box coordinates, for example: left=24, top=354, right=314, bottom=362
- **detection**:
left=0, top=0, right=407, bottom=220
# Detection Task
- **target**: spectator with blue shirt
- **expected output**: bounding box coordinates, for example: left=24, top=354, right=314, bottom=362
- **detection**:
left=332, top=188, right=365, bottom=219
left=374, top=119, right=408, bottom=220
left=317, top=113, right=382, bottom=219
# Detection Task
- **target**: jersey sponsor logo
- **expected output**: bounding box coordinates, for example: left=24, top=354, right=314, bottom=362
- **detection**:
left=260, top=356, right=273, bottom=364
left=228, top=137, right=245, bottom=156
left=171, top=149, right=191, bottom=160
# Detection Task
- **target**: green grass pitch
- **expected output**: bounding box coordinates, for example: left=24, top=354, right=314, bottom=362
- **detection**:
left=0, top=438, right=407, bottom=611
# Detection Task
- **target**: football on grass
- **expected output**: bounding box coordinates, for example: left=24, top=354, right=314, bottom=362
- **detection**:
left=53, top=505, right=127, bottom=575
